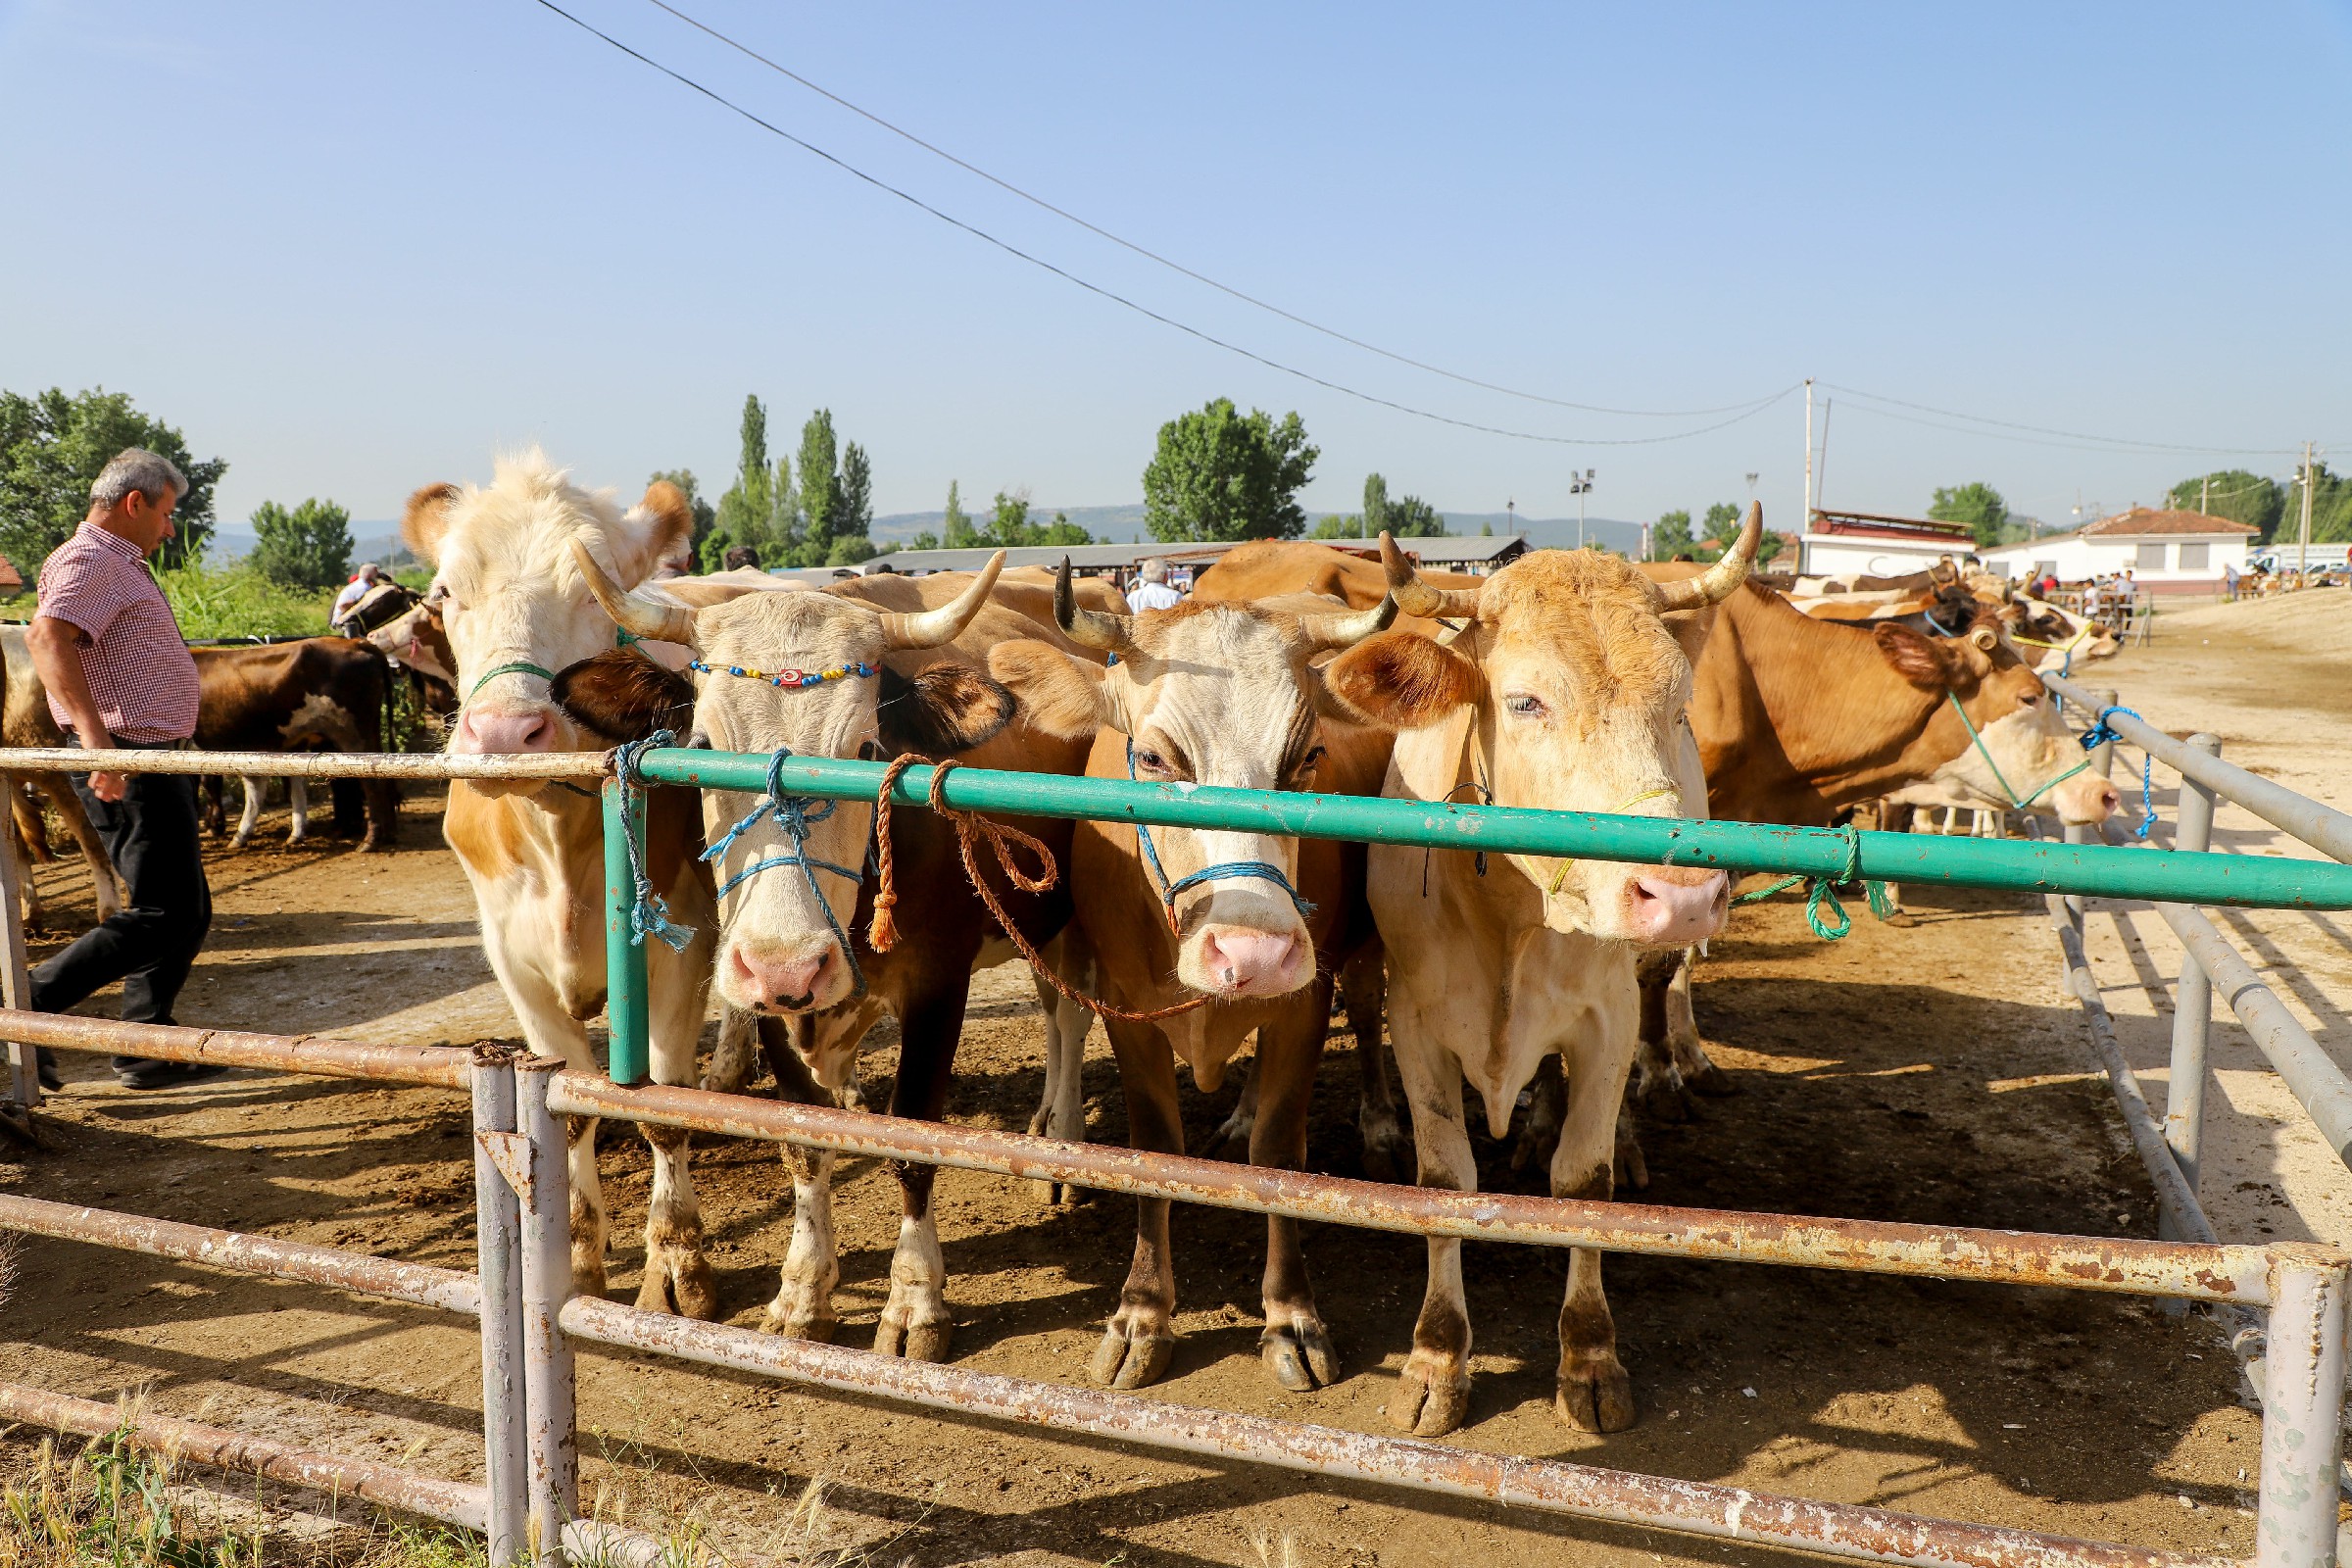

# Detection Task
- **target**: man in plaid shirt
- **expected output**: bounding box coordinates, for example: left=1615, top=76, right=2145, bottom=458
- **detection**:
left=26, top=449, right=218, bottom=1092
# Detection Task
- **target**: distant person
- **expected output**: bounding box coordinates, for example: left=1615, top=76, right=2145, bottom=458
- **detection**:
left=330, top=563, right=391, bottom=622
left=1127, top=558, right=1185, bottom=612
left=24, top=450, right=218, bottom=1093
left=2223, top=562, right=2239, bottom=601
left=721, top=544, right=761, bottom=572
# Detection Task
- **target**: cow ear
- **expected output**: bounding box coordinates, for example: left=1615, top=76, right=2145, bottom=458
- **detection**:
left=878, top=662, right=1015, bottom=756
left=402, top=483, right=460, bottom=565
left=551, top=649, right=694, bottom=743
left=1659, top=604, right=1719, bottom=667
left=1320, top=629, right=1483, bottom=728
left=1870, top=622, right=1953, bottom=690
left=988, top=639, right=1116, bottom=740
left=591, top=481, right=696, bottom=589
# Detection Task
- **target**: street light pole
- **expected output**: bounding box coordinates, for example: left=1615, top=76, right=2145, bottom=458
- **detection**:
left=1571, top=469, right=1594, bottom=549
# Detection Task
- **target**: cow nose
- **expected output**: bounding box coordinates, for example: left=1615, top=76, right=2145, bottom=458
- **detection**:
left=2093, top=781, right=2121, bottom=816
left=455, top=707, right=557, bottom=755
left=1196, top=928, right=1302, bottom=995
left=1625, top=871, right=1730, bottom=945
left=728, top=945, right=833, bottom=1011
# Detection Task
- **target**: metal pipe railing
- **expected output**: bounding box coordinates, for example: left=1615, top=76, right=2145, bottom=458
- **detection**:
left=2159, top=906, right=2352, bottom=1167
left=2045, top=672, right=2352, bottom=864
left=2167, top=735, right=2224, bottom=1200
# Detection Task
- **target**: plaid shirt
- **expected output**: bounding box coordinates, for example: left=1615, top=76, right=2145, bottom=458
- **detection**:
left=37, top=521, right=200, bottom=744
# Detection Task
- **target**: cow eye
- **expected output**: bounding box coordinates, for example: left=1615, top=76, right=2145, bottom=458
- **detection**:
left=1504, top=694, right=1547, bottom=718
left=1293, top=745, right=1326, bottom=776
left=2018, top=687, right=2042, bottom=707
left=1134, top=748, right=1169, bottom=772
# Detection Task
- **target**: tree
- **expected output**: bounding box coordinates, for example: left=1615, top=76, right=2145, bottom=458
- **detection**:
left=796, top=409, right=841, bottom=561
left=0, top=386, right=227, bottom=573
left=837, top=441, right=873, bottom=547
left=1701, top=501, right=1742, bottom=539
left=938, top=480, right=985, bottom=549
left=248, top=497, right=354, bottom=591
left=983, top=491, right=1095, bottom=548
left=2167, top=469, right=2286, bottom=541
left=1141, top=399, right=1317, bottom=542
left=648, top=469, right=717, bottom=562
left=1311, top=514, right=1361, bottom=539
left=1362, top=473, right=1391, bottom=537
left=707, top=395, right=794, bottom=571
left=1648, top=509, right=1693, bottom=560
left=2287, top=461, right=2352, bottom=545
left=1387, top=494, right=1446, bottom=536
left=1927, top=482, right=2012, bottom=549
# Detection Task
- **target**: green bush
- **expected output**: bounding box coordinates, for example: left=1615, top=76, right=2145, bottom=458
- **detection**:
left=153, top=561, right=333, bottom=640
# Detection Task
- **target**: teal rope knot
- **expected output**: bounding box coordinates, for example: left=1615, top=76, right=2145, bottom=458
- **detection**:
left=613, top=731, right=696, bottom=953
left=2080, top=706, right=2155, bottom=842
left=697, top=748, right=869, bottom=999
left=1731, top=825, right=1894, bottom=941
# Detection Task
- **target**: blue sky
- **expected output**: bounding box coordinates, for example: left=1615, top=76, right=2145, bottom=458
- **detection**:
left=3, top=2, right=2348, bottom=534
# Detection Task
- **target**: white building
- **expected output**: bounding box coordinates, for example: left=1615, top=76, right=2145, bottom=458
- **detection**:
left=1798, top=511, right=1980, bottom=579
left=1978, top=508, right=2257, bottom=595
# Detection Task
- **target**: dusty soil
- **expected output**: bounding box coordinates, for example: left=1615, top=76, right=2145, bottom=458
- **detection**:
left=9, top=606, right=2341, bottom=1568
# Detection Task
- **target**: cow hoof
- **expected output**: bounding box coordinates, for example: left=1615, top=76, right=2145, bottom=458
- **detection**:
left=1386, top=1359, right=1470, bottom=1437
left=1207, top=1113, right=1253, bottom=1162
left=638, top=1254, right=719, bottom=1320
left=760, top=1301, right=837, bottom=1342
left=1359, top=1118, right=1410, bottom=1186
left=873, top=1314, right=954, bottom=1363
left=569, top=1258, right=609, bottom=1300
left=1027, top=1177, right=1084, bottom=1206
left=1089, top=1317, right=1175, bottom=1390
left=1632, top=1072, right=1696, bottom=1124
left=1261, top=1321, right=1340, bottom=1391
left=1881, top=911, right=1919, bottom=930
left=1684, top=1058, right=1740, bottom=1098
left=1555, top=1359, right=1637, bottom=1434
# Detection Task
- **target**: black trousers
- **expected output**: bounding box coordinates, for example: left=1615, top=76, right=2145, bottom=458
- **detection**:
left=29, top=762, right=213, bottom=1056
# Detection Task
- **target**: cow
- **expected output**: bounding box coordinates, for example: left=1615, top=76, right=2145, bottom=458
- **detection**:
left=1324, top=518, right=1760, bottom=1439
left=984, top=567, right=1398, bottom=1393
left=404, top=452, right=743, bottom=1317
left=558, top=546, right=1089, bottom=1354
left=367, top=597, right=460, bottom=720
left=191, top=639, right=400, bottom=851
left=0, top=625, right=123, bottom=928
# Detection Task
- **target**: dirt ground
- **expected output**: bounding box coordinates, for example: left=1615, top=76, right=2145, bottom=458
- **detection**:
left=8, top=596, right=2347, bottom=1565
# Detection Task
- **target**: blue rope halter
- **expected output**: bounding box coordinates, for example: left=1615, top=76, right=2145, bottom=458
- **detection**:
left=2080, top=705, right=2155, bottom=842
left=699, top=747, right=871, bottom=998
left=612, top=731, right=696, bottom=954
left=1125, top=739, right=1316, bottom=932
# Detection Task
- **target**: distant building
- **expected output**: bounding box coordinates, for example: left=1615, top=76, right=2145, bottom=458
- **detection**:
left=1978, top=508, right=2258, bottom=593
left=1797, top=511, right=1979, bottom=578
left=0, top=556, right=20, bottom=595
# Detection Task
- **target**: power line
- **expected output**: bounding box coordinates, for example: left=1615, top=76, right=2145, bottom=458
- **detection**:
left=527, top=0, right=1798, bottom=448
left=637, top=0, right=1782, bottom=420
left=1822, top=381, right=2296, bottom=458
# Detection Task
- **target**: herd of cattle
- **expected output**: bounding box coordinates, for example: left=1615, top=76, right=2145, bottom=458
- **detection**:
left=6, top=450, right=2126, bottom=1440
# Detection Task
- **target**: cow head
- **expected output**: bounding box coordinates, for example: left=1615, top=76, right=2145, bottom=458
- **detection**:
left=402, top=450, right=692, bottom=785
left=989, top=566, right=1395, bottom=1000
left=1930, top=690, right=2121, bottom=827
left=1321, top=516, right=1768, bottom=947
left=1869, top=609, right=2056, bottom=757
left=567, top=544, right=1012, bottom=1015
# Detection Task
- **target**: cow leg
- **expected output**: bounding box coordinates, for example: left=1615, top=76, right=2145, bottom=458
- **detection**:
left=1551, top=1044, right=1638, bottom=1434
left=760, top=1022, right=843, bottom=1340
left=636, top=941, right=719, bottom=1320
left=201, top=775, right=226, bottom=838
left=1626, top=951, right=1694, bottom=1121
left=0, top=788, right=41, bottom=932
left=1879, top=803, right=1916, bottom=926
left=1208, top=1047, right=1258, bottom=1159
left=481, top=939, right=608, bottom=1295
left=1613, top=1102, right=1650, bottom=1191
left=232, top=777, right=263, bottom=850
left=361, top=780, right=399, bottom=853
left=1341, top=943, right=1407, bottom=1183
left=1026, top=929, right=1095, bottom=1204
left=703, top=1005, right=760, bottom=1094
left=1386, top=1039, right=1476, bottom=1438
left=1663, top=950, right=1733, bottom=1097
left=10, top=778, right=54, bottom=864
left=285, top=778, right=310, bottom=845
left=40, top=777, right=120, bottom=922
left=1509, top=1052, right=1565, bottom=1173
left=1091, top=1014, right=1183, bottom=1390
left=1252, top=985, right=1340, bottom=1392
left=873, top=984, right=969, bottom=1363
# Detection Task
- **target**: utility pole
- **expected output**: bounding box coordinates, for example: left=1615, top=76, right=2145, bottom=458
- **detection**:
left=1570, top=469, right=1594, bottom=548
left=1802, top=376, right=1815, bottom=534
left=2200, top=474, right=2210, bottom=515
left=2298, top=441, right=2316, bottom=576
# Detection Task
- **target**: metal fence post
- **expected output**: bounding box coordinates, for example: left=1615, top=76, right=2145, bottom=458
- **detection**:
left=2165, top=734, right=2223, bottom=1214
left=470, top=1047, right=529, bottom=1567
left=2257, top=1246, right=2349, bottom=1568
left=0, top=826, right=37, bottom=1115
left=601, top=775, right=650, bottom=1087
left=514, top=1057, right=579, bottom=1566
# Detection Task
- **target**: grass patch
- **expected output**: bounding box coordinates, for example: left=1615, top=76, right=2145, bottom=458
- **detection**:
left=153, top=564, right=334, bottom=641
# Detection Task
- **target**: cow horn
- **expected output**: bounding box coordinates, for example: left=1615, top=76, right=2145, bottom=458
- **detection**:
left=1298, top=594, right=1399, bottom=650
left=1054, top=557, right=1137, bottom=654
left=568, top=537, right=697, bottom=648
left=1656, top=501, right=1763, bottom=611
left=879, top=549, right=1004, bottom=649
left=1380, top=531, right=1481, bottom=619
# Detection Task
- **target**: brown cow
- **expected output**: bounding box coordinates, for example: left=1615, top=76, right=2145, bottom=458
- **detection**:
left=987, top=568, right=1397, bottom=1393
left=192, top=639, right=400, bottom=851
left=0, top=624, right=123, bottom=927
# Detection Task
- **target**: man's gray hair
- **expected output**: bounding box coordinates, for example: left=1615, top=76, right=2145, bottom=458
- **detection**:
left=89, top=449, right=188, bottom=514
left=1141, top=557, right=1169, bottom=584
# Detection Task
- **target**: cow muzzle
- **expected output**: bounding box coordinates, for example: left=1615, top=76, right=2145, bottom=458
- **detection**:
left=1187, top=925, right=1308, bottom=999
left=453, top=702, right=562, bottom=756
left=2054, top=772, right=2122, bottom=828
left=1618, top=868, right=1731, bottom=947
left=720, top=938, right=851, bottom=1014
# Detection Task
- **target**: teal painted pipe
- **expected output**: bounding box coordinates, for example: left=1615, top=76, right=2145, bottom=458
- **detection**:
left=601, top=777, right=651, bottom=1086
left=637, top=749, right=2352, bottom=912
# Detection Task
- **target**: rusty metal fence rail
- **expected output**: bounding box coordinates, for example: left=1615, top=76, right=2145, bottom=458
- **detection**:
left=1, top=746, right=2349, bottom=1568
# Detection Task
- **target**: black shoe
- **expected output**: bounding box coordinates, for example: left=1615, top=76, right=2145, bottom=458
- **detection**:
left=116, top=1059, right=228, bottom=1091
left=36, top=1048, right=62, bottom=1092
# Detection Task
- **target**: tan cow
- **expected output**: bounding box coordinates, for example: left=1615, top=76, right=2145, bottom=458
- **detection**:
left=987, top=571, right=1396, bottom=1393
left=404, top=451, right=733, bottom=1316
left=1328, top=517, right=1761, bottom=1439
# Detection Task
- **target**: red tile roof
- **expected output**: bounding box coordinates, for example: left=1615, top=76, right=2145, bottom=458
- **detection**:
left=2081, top=507, right=2259, bottom=538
